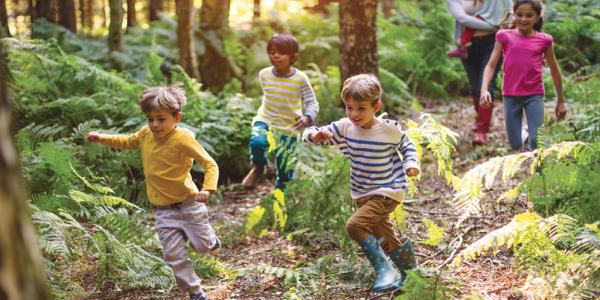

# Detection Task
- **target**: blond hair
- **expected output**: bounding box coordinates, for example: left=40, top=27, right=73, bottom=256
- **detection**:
left=139, top=83, right=187, bottom=115
left=340, top=74, right=382, bottom=105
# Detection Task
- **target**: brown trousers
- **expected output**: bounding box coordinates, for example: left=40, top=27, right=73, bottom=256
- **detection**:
left=346, top=195, right=403, bottom=253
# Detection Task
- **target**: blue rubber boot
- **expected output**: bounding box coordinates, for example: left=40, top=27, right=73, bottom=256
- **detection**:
left=388, top=237, right=417, bottom=284
left=359, top=235, right=403, bottom=292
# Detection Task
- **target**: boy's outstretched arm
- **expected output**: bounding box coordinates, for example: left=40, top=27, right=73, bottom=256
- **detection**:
left=397, top=132, right=420, bottom=177
left=87, top=130, right=141, bottom=150
left=302, top=123, right=340, bottom=146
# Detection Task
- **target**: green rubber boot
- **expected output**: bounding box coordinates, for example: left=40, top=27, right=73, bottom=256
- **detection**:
left=359, top=235, right=403, bottom=292
left=388, top=237, right=417, bottom=283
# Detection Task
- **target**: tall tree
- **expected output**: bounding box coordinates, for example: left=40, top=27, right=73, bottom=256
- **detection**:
left=339, top=0, right=378, bottom=82
left=59, top=0, right=77, bottom=32
left=0, top=0, right=10, bottom=37
left=149, top=0, right=162, bottom=21
left=382, top=0, right=393, bottom=19
left=80, top=0, right=94, bottom=32
left=0, top=38, right=52, bottom=300
left=198, top=0, right=233, bottom=93
left=126, top=0, right=137, bottom=28
left=252, top=0, right=260, bottom=21
left=35, top=0, right=57, bottom=23
left=175, top=0, right=198, bottom=79
left=108, top=0, right=124, bottom=71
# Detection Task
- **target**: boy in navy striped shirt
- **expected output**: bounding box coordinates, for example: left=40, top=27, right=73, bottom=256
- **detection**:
left=302, top=74, right=419, bottom=292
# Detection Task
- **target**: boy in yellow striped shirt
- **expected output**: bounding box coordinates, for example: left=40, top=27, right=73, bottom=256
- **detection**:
left=242, top=33, right=319, bottom=189
left=87, top=85, right=218, bottom=300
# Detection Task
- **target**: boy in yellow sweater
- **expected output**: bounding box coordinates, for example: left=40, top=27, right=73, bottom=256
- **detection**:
left=87, top=85, right=218, bottom=300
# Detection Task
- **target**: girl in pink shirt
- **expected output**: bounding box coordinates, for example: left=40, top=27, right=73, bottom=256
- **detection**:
left=480, top=0, right=567, bottom=151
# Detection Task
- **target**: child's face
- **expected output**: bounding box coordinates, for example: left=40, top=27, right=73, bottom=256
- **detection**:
left=268, top=49, right=293, bottom=74
left=514, top=3, right=539, bottom=33
left=343, top=98, right=382, bottom=129
left=146, top=109, right=182, bottom=138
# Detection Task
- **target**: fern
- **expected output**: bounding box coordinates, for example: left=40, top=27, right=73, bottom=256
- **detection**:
left=422, top=217, right=445, bottom=247
left=452, top=141, right=596, bottom=226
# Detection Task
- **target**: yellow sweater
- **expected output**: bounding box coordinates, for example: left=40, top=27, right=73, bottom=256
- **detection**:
left=99, top=126, right=219, bottom=205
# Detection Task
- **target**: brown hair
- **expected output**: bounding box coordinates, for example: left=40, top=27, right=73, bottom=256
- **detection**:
left=139, top=83, right=187, bottom=115
left=266, top=33, right=300, bottom=64
left=341, top=74, right=382, bottom=106
left=512, top=0, right=544, bottom=32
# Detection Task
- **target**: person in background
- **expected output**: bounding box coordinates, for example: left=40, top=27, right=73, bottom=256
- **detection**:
left=447, top=0, right=510, bottom=145
left=242, top=32, right=319, bottom=190
left=480, top=0, right=567, bottom=151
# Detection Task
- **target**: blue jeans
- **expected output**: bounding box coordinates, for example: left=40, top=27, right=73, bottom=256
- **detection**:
left=462, top=33, right=501, bottom=98
left=249, top=121, right=297, bottom=189
left=503, top=95, right=545, bottom=150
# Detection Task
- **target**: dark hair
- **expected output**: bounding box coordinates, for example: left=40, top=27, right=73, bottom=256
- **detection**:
left=512, top=0, right=544, bottom=32
left=266, top=33, right=299, bottom=63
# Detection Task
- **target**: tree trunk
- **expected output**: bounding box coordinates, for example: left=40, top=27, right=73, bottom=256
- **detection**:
left=149, top=0, right=162, bottom=21
left=252, top=0, right=260, bottom=21
left=80, top=0, right=94, bottom=32
left=198, top=0, right=233, bottom=94
left=59, top=0, right=77, bottom=32
left=0, top=0, right=10, bottom=37
left=126, top=0, right=136, bottom=28
left=382, top=0, right=393, bottom=19
left=0, top=38, right=52, bottom=300
left=175, top=0, right=198, bottom=79
left=339, top=0, right=378, bottom=83
left=108, top=0, right=124, bottom=71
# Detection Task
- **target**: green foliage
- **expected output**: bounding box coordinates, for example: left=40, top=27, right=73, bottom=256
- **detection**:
left=452, top=141, right=599, bottom=226
left=422, top=218, right=446, bottom=247
left=454, top=212, right=600, bottom=299
left=394, top=270, right=457, bottom=300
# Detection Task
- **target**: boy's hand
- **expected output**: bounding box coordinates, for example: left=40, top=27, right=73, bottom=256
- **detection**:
left=406, top=168, right=420, bottom=177
left=479, top=91, right=492, bottom=109
left=293, top=116, right=311, bottom=130
left=87, top=131, right=102, bottom=142
left=555, top=102, right=567, bottom=120
left=310, top=131, right=333, bottom=142
left=194, top=191, right=211, bottom=203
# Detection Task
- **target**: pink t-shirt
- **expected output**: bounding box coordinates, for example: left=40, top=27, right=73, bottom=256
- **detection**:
left=496, top=29, right=554, bottom=96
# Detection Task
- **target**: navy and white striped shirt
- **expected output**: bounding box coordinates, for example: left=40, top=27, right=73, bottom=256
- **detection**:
left=302, top=118, right=419, bottom=202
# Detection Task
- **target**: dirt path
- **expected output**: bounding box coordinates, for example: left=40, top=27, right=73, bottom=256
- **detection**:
left=94, top=98, right=529, bottom=299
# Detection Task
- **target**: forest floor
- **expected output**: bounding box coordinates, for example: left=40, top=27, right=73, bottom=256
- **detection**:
left=88, top=97, right=530, bottom=300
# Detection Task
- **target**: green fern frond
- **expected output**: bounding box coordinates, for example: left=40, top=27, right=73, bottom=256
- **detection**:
left=69, top=163, right=114, bottom=195
left=453, top=212, right=542, bottom=266
left=452, top=142, right=592, bottom=225
left=69, top=190, right=141, bottom=211
left=31, top=206, right=88, bottom=258
left=422, top=217, right=445, bottom=247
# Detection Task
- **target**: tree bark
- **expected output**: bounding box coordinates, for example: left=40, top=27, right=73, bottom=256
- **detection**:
left=252, top=0, right=260, bottom=21
left=108, top=0, right=124, bottom=71
left=59, top=0, right=77, bottom=32
left=79, top=0, right=94, bottom=32
left=198, top=0, right=233, bottom=94
left=149, top=0, right=162, bottom=21
left=0, top=38, right=52, bottom=300
left=0, top=0, right=10, bottom=37
left=126, top=0, right=136, bottom=28
left=382, top=0, right=393, bottom=19
left=339, top=0, right=378, bottom=83
left=175, top=0, right=198, bottom=79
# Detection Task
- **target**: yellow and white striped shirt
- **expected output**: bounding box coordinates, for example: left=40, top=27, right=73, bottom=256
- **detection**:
left=253, top=67, right=318, bottom=136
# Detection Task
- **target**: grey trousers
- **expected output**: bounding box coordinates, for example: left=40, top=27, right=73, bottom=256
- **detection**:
left=154, top=201, right=218, bottom=295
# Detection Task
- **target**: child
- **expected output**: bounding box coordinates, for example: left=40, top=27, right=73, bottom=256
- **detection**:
left=302, top=74, right=420, bottom=292
left=447, top=0, right=513, bottom=59
left=480, top=0, right=567, bottom=151
left=87, top=85, right=220, bottom=300
left=241, top=32, right=319, bottom=189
